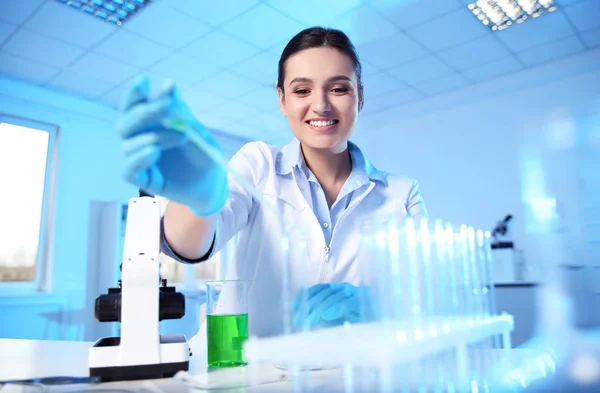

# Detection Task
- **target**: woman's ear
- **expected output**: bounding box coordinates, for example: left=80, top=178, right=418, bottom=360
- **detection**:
left=278, top=86, right=287, bottom=117
left=358, top=83, right=364, bottom=112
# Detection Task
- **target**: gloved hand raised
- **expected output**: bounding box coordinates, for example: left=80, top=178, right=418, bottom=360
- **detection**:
left=292, top=283, right=375, bottom=329
left=117, top=77, right=228, bottom=217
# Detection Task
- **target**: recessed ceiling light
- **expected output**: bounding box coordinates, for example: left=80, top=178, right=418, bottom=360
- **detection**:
left=55, top=0, right=152, bottom=26
left=468, top=0, right=557, bottom=31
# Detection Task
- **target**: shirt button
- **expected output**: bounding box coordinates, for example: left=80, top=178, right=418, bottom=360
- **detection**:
left=323, top=222, right=329, bottom=228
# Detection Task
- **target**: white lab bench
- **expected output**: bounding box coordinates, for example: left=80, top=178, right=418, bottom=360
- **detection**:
left=0, top=338, right=558, bottom=393
left=0, top=339, right=355, bottom=392
left=494, top=265, right=600, bottom=347
left=494, top=282, right=539, bottom=347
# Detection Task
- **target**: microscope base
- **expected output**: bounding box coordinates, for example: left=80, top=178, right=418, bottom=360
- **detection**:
left=89, top=334, right=190, bottom=382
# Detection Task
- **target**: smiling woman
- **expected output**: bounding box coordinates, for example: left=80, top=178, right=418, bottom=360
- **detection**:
left=116, top=26, right=428, bottom=338
left=0, top=115, right=57, bottom=292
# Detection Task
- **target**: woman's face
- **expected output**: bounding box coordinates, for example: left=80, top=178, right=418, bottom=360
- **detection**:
left=278, top=47, right=360, bottom=152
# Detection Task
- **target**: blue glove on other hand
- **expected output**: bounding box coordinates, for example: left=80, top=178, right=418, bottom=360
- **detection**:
left=116, top=76, right=228, bottom=217
left=292, top=283, right=374, bottom=329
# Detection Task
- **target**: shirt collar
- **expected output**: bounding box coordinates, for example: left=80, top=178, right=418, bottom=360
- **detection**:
left=275, top=138, right=387, bottom=186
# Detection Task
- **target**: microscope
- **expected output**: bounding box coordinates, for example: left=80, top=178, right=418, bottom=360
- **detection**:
left=490, top=214, right=520, bottom=283
left=491, top=214, right=514, bottom=249
left=88, top=195, right=190, bottom=381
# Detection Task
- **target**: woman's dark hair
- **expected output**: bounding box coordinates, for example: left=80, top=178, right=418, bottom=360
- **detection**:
left=277, top=27, right=364, bottom=111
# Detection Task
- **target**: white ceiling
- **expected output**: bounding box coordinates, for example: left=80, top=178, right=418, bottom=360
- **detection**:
left=0, top=0, right=598, bottom=146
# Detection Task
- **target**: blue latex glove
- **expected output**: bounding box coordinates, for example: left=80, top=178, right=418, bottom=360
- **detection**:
left=116, top=76, right=228, bottom=217
left=292, top=283, right=375, bottom=329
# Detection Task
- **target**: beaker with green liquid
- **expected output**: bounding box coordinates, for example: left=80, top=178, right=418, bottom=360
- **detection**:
left=205, top=280, right=249, bottom=368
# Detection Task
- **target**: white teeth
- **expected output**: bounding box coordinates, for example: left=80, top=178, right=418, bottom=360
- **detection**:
left=309, top=120, right=337, bottom=127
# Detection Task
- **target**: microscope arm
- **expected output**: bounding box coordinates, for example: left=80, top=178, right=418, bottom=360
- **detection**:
left=119, top=197, right=162, bottom=366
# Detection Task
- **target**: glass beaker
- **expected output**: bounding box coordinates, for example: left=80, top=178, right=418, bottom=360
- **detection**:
left=205, top=280, right=249, bottom=368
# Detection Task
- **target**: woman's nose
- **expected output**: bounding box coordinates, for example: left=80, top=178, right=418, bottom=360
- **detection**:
left=312, top=94, right=332, bottom=114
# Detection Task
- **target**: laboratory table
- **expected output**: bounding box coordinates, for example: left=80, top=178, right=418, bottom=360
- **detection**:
left=0, top=338, right=583, bottom=393
left=0, top=339, right=353, bottom=393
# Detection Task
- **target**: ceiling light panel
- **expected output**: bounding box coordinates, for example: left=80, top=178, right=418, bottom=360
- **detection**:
left=468, top=0, right=557, bottom=31
left=55, top=0, right=151, bottom=25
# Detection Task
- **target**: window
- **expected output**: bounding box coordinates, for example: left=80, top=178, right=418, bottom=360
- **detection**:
left=0, top=115, right=57, bottom=292
left=159, top=251, right=220, bottom=284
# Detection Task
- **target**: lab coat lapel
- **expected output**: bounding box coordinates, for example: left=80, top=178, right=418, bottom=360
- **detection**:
left=261, top=173, right=307, bottom=212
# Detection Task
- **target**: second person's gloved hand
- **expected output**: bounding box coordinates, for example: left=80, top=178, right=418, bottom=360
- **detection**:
left=116, top=76, right=228, bottom=217
left=292, top=283, right=375, bottom=329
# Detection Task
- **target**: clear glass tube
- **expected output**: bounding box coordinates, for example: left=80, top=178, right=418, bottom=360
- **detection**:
left=405, top=218, right=423, bottom=327
left=419, top=218, right=436, bottom=319
left=467, top=226, right=484, bottom=320
left=433, top=220, right=451, bottom=318
left=444, top=222, right=461, bottom=318
left=458, top=225, right=475, bottom=319
left=483, top=232, right=498, bottom=318
left=280, top=226, right=311, bottom=392
left=476, top=230, right=492, bottom=319
left=385, top=214, right=402, bottom=323
left=369, top=215, right=393, bottom=323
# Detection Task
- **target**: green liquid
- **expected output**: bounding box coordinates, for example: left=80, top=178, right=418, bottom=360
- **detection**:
left=207, top=314, right=248, bottom=368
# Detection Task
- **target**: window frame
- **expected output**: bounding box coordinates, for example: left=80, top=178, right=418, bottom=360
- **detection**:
left=0, top=114, right=59, bottom=294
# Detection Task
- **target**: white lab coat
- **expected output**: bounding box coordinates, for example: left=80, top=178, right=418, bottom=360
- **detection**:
left=197, top=139, right=428, bottom=338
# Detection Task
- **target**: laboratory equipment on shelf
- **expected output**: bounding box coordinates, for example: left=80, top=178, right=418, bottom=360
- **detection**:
left=88, top=196, right=190, bottom=381
left=490, top=214, right=526, bottom=283
left=492, top=214, right=513, bottom=248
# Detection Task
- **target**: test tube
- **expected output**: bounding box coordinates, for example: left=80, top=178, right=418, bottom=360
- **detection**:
left=374, top=215, right=394, bottom=323
left=356, top=214, right=389, bottom=325
left=273, top=217, right=302, bottom=336
left=433, top=220, right=450, bottom=318
left=418, top=219, right=448, bottom=390
left=382, top=213, right=414, bottom=392
left=459, top=225, right=475, bottom=318
left=385, top=211, right=409, bottom=326
left=467, top=227, right=484, bottom=320
left=280, top=232, right=292, bottom=335
left=482, top=231, right=501, bottom=359
left=444, top=222, right=460, bottom=318
left=354, top=215, right=395, bottom=393
left=367, top=215, right=397, bottom=324
left=404, top=218, right=424, bottom=330
left=419, top=218, right=436, bottom=320
left=466, top=226, right=491, bottom=389
left=433, top=220, right=452, bottom=391
left=408, top=218, right=436, bottom=390
left=280, top=225, right=312, bottom=393
left=476, top=230, right=492, bottom=319
left=446, top=223, right=473, bottom=389
left=482, top=232, right=498, bottom=318
left=476, top=229, right=494, bottom=386
left=288, top=226, right=310, bottom=334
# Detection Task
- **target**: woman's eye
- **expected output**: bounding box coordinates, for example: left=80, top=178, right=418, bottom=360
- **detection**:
left=332, top=87, right=349, bottom=93
left=294, top=89, right=310, bottom=95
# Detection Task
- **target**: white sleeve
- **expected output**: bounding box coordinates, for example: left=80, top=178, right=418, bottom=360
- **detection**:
left=160, top=142, right=269, bottom=263
left=207, top=142, right=268, bottom=258
left=406, top=179, right=428, bottom=220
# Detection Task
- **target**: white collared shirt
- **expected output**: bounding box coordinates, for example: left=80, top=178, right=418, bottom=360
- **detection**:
left=162, top=138, right=427, bottom=337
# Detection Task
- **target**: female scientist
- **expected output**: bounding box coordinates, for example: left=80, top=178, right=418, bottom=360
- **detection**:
left=117, top=27, right=427, bottom=337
